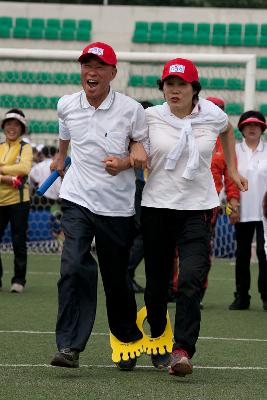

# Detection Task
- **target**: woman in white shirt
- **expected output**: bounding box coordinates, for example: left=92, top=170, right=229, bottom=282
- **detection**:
left=141, top=58, right=247, bottom=377
left=229, top=111, right=267, bottom=312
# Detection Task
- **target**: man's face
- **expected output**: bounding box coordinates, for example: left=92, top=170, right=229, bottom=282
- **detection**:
left=80, top=55, right=117, bottom=107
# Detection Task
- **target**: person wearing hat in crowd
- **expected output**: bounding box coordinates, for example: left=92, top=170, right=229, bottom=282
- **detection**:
left=229, top=110, right=267, bottom=311
left=49, top=42, right=149, bottom=369
left=0, top=108, right=33, bottom=293
left=140, top=58, right=247, bottom=377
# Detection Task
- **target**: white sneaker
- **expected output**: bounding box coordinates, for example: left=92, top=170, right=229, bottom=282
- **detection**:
left=10, top=283, right=24, bottom=293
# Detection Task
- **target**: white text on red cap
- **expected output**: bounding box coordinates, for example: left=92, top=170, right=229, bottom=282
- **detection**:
left=88, top=47, right=104, bottom=56
left=169, top=64, right=185, bottom=73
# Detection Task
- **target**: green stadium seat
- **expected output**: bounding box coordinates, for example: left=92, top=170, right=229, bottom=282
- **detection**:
left=0, top=16, right=13, bottom=28
left=5, top=71, right=20, bottom=83
left=244, top=23, right=258, bottom=35
left=15, top=17, right=29, bottom=28
left=195, top=32, right=210, bottom=45
left=47, top=18, right=61, bottom=29
left=0, top=94, right=16, bottom=108
left=199, top=77, right=209, bottom=89
left=69, top=73, right=80, bottom=85
left=209, top=78, right=226, bottom=90
left=128, top=75, right=144, bottom=87
left=36, top=72, right=52, bottom=84
left=243, top=34, right=258, bottom=47
left=49, top=97, right=60, bottom=109
left=151, top=22, right=164, bottom=32
left=260, top=104, right=267, bottom=114
left=226, top=78, right=244, bottom=90
left=148, top=30, right=164, bottom=43
left=0, top=26, right=11, bottom=38
left=31, top=18, right=45, bottom=29
left=225, top=103, right=243, bottom=115
left=145, top=75, right=159, bottom=88
left=47, top=121, right=59, bottom=133
left=20, top=71, right=36, bottom=84
left=12, top=27, right=28, bottom=39
left=166, top=22, right=180, bottom=33
left=258, top=34, right=267, bottom=47
left=62, top=19, right=76, bottom=30
left=78, top=19, right=92, bottom=31
left=132, top=29, right=149, bottom=43
left=228, top=23, right=242, bottom=36
left=181, top=22, right=195, bottom=33
left=213, top=23, right=227, bottom=35
left=134, top=21, right=149, bottom=32
left=53, top=73, right=68, bottom=84
left=28, top=120, right=40, bottom=133
left=256, top=80, right=267, bottom=91
left=60, top=28, right=75, bottom=41
left=179, top=31, right=195, bottom=44
left=44, top=27, right=59, bottom=40
left=197, top=23, right=211, bottom=34
left=257, top=57, right=267, bottom=68
left=16, top=95, right=31, bottom=108
left=226, top=34, right=242, bottom=47
left=211, top=33, right=226, bottom=46
left=234, top=128, right=243, bottom=140
left=164, top=31, right=179, bottom=44
left=260, top=24, right=267, bottom=35
left=32, top=96, right=49, bottom=109
left=76, top=28, right=91, bottom=41
left=28, top=27, right=43, bottom=40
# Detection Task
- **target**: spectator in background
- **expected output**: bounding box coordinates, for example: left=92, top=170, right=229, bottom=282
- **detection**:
left=128, top=100, right=153, bottom=294
left=29, top=145, right=61, bottom=211
left=0, top=109, right=33, bottom=293
left=229, top=111, right=267, bottom=311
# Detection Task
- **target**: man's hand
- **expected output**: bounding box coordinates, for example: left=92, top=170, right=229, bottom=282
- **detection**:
left=228, top=169, right=248, bottom=192
left=129, top=142, right=148, bottom=170
left=226, top=198, right=240, bottom=224
left=102, top=156, right=130, bottom=176
left=50, top=154, right=65, bottom=177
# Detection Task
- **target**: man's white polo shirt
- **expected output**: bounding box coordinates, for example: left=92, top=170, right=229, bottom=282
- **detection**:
left=58, top=89, right=149, bottom=216
left=236, top=139, right=267, bottom=222
left=141, top=98, right=228, bottom=210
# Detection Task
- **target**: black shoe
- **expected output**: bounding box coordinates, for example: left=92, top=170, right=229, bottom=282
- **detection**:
left=116, top=357, right=137, bottom=371
left=229, top=294, right=250, bottom=310
left=51, top=348, right=79, bottom=368
left=130, top=279, right=145, bottom=293
left=151, top=352, right=171, bottom=369
left=263, top=301, right=267, bottom=311
left=167, top=290, right=177, bottom=303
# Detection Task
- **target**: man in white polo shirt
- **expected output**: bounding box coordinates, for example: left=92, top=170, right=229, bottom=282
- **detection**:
left=50, top=42, right=149, bottom=369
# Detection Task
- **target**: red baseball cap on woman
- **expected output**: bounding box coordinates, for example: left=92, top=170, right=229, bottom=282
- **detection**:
left=161, top=58, right=199, bottom=82
left=78, top=42, right=117, bottom=66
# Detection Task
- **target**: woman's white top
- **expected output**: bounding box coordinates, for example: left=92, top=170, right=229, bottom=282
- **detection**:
left=141, top=98, right=228, bottom=210
left=236, top=139, right=267, bottom=222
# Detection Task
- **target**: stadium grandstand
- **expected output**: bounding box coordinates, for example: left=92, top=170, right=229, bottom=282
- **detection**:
left=0, top=1, right=267, bottom=146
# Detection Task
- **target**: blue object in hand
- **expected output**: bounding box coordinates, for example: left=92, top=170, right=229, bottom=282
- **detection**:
left=36, top=156, right=71, bottom=196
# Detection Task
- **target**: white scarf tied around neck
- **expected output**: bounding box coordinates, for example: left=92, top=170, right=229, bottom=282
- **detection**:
left=159, top=103, right=199, bottom=180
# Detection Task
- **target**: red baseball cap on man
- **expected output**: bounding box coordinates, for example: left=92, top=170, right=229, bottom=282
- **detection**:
left=78, top=42, right=117, bottom=66
left=161, top=58, right=199, bottom=82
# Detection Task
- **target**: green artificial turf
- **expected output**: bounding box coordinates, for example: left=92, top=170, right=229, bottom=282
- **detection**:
left=0, top=254, right=266, bottom=400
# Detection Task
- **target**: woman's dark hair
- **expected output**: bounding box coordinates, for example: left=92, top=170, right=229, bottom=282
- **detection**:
left=157, top=79, right=202, bottom=103
left=238, top=110, right=266, bottom=134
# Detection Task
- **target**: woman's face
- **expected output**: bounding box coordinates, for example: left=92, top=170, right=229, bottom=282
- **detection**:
left=163, top=76, right=196, bottom=116
left=3, top=119, right=22, bottom=142
left=242, top=122, right=263, bottom=144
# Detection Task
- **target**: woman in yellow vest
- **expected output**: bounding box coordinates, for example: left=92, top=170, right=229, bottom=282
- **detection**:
left=0, top=109, right=33, bottom=293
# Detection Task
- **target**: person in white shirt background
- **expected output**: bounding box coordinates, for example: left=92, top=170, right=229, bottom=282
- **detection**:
left=229, top=111, right=267, bottom=312
left=49, top=42, right=149, bottom=370
left=140, top=58, right=247, bottom=377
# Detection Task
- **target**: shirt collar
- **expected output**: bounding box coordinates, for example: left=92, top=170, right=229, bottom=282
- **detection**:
left=241, top=138, right=264, bottom=152
left=162, top=100, right=200, bottom=119
left=80, top=88, right=115, bottom=110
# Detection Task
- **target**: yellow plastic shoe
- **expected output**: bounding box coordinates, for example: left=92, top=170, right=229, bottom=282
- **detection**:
left=109, top=332, right=143, bottom=363
left=136, top=306, right=173, bottom=356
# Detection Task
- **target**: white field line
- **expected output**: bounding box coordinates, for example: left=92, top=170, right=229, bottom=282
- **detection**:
left=0, top=330, right=266, bottom=343
left=0, top=363, right=266, bottom=370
